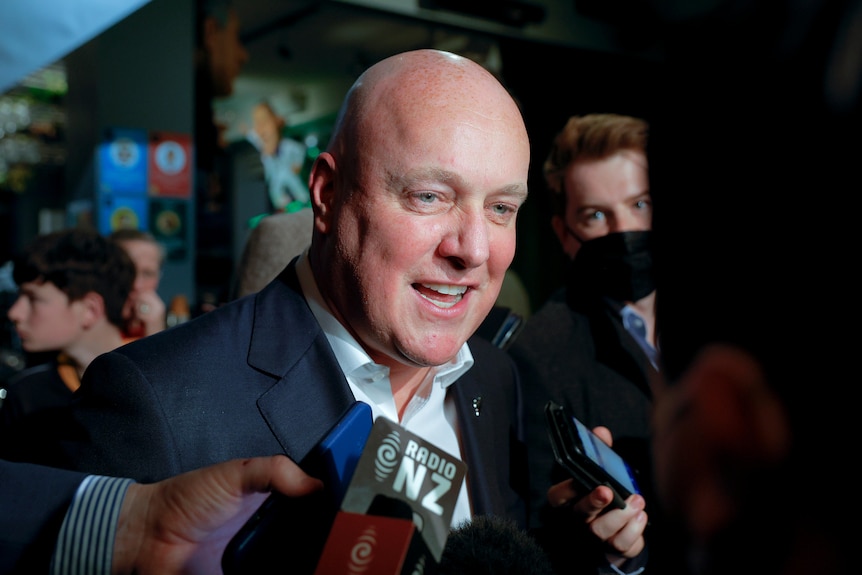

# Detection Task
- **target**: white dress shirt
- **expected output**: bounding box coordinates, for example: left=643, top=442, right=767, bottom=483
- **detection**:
left=296, top=252, right=474, bottom=527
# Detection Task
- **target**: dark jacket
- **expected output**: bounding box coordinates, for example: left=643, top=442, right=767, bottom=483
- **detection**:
left=0, top=459, right=87, bottom=574
left=0, top=359, right=75, bottom=462
left=508, top=286, right=671, bottom=574
left=37, top=261, right=529, bottom=527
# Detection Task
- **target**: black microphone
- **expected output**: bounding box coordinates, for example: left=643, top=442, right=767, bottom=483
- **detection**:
left=438, top=515, right=556, bottom=575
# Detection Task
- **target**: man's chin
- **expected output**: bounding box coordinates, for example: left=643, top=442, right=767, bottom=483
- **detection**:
left=394, top=338, right=466, bottom=369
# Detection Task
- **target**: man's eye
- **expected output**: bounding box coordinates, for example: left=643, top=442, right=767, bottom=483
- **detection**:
left=416, top=192, right=437, bottom=203
left=635, top=199, right=651, bottom=210
left=492, top=203, right=514, bottom=215
left=588, top=210, right=606, bottom=221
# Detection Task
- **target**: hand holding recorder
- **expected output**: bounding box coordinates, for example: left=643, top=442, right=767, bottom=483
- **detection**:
left=544, top=400, right=649, bottom=564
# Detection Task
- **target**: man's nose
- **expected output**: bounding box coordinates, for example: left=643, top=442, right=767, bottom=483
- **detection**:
left=610, top=210, right=646, bottom=233
left=7, top=296, right=25, bottom=322
left=438, top=210, right=490, bottom=270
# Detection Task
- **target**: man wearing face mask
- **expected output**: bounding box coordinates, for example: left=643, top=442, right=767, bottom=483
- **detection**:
left=508, top=114, right=682, bottom=574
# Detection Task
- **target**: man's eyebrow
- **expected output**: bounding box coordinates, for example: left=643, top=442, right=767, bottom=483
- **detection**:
left=574, top=203, right=603, bottom=215
left=388, top=168, right=529, bottom=201
left=387, top=167, right=457, bottom=188
left=497, top=184, right=528, bottom=203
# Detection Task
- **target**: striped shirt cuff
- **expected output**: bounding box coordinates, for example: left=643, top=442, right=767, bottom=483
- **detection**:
left=51, top=475, right=134, bottom=575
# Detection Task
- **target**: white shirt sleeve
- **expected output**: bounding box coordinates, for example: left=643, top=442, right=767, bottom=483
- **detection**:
left=51, top=475, right=134, bottom=575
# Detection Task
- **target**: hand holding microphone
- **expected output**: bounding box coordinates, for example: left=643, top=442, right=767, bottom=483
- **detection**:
left=222, top=403, right=468, bottom=575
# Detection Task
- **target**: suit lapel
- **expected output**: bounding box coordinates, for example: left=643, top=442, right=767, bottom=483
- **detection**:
left=591, top=304, right=657, bottom=397
left=451, top=368, right=500, bottom=517
left=248, top=263, right=356, bottom=463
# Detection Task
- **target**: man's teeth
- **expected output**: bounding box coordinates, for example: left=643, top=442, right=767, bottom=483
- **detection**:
left=420, top=283, right=466, bottom=309
left=422, top=284, right=467, bottom=296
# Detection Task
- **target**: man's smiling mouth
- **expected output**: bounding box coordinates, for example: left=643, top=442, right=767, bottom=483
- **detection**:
left=414, top=283, right=467, bottom=309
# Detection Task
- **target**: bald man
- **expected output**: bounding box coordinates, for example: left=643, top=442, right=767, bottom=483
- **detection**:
left=32, top=50, right=647, bottom=574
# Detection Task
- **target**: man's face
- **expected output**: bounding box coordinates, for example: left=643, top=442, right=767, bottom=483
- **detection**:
left=554, top=150, right=651, bottom=259
left=7, top=281, right=84, bottom=352
left=205, top=9, right=248, bottom=98
left=120, top=239, right=162, bottom=293
left=321, top=93, right=529, bottom=368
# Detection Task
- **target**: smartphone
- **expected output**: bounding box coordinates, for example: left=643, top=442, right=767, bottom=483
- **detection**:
left=222, top=401, right=374, bottom=575
left=544, top=400, right=640, bottom=511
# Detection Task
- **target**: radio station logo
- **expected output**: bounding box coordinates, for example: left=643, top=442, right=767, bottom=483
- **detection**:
left=372, top=429, right=460, bottom=517
left=340, top=418, right=468, bottom=562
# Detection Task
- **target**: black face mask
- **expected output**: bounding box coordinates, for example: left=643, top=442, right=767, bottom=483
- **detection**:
left=565, top=230, right=655, bottom=303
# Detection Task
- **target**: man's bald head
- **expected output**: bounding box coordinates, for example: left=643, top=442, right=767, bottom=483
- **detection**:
left=328, top=49, right=526, bottom=176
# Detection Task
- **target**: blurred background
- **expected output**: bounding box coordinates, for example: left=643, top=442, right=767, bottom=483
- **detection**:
left=0, top=0, right=668, bottom=326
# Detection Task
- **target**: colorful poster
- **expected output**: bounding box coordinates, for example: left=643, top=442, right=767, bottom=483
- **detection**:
left=98, top=194, right=148, bottom=236
left=149, top=198, right=188, bottom=260
left=97, top=127, right=148, bottom=194
left=148, top=131, right=192, bottom=198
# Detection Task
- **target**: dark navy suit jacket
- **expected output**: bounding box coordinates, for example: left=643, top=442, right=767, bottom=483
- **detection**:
left=0, top=460, right=87, bottom=574
left=42, top=261, right=528, bottom=526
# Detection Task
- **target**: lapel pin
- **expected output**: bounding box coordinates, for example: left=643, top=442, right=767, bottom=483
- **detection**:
left=472, top=396, right=482, bottom=417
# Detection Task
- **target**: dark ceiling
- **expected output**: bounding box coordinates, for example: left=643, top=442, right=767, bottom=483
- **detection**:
left=236, top=1, right=446, bottom=80
left=230, top=0, right=655, bottom=82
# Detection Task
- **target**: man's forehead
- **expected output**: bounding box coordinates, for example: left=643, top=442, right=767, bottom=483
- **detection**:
left=20, top=280, right=61, bottom=294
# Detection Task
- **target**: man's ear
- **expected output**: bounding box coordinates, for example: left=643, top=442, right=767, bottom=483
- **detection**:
left=308, top=152, right=337, bottom=234
left=78, top=291, right=106, bottom=329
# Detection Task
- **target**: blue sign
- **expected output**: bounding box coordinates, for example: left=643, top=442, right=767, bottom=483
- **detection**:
left=97, top=127, right=148, bottom=194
